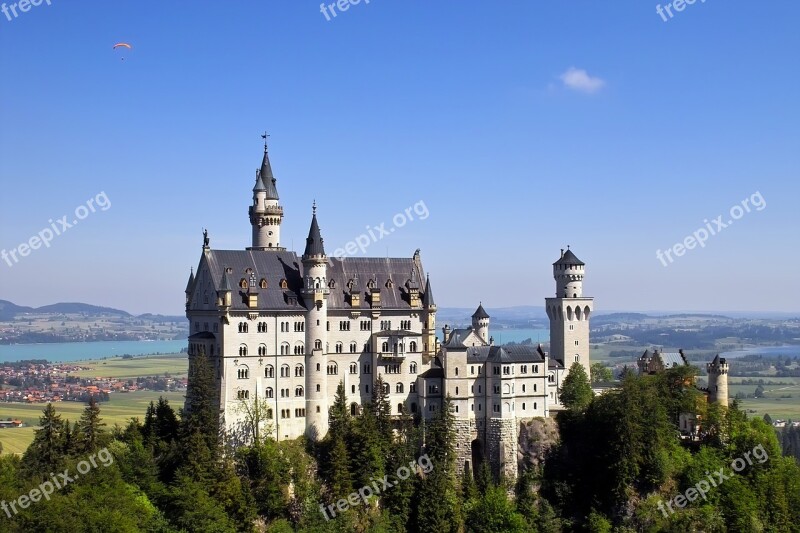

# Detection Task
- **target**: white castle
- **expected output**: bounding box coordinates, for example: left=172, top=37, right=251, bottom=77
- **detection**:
left=184, top=143, right=594, bottom=478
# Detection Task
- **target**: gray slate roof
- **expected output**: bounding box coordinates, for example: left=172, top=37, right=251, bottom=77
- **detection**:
left=303, top=213, right=326, bottom=257
left=465, top=345, right=546, bottom=364
left=554, top=248, right=584, bottom=266
left=260, top=151, right=279, bottom=200
left=200, top=250, right=426, bottom=312
left=422, top=274, right=435, bottom=307
left=472, top=304, right=490, bottom=319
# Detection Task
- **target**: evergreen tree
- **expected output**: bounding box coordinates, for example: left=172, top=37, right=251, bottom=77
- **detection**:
left=328, top=434, right=353, bottom=500
left=78, top=396, right=107, bottom=452
left=465, top=484, right=528, bottom=533
left=559, top=362, right=593, bottom=411
left=416, top=396, right=462, bottom=533
left=21, top=403, right=65, bottom=475
left=154, top=396, right=179, bottom=443
left=180, top=347, right=220, bottom=458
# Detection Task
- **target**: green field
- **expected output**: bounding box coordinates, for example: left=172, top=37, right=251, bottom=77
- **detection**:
left=729, top=377, right=800, bottom=420
left=0, top=390, right=185, bottom=456
left=70, top=353, right=188, bottom=379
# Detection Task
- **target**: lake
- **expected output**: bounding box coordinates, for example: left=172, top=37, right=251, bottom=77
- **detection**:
left=720, top=345, right=800, bottom=359
left=0, top=340, right=187, bottom=364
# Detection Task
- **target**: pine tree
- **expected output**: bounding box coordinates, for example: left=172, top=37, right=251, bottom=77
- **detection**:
left=559, top=362, right=593, bottom=411
left=79, top=396, right=107, bottom=453
left=154, top=396, right=178, bottom=443
left=416, top=396, right=462, bottom=533
left=22, top=403, right=65, bottom=475
left=180, top=347, right=220, bottom=457
left=329, top=434, right=353, bottom=500
left=328, top=381, right=351, bottom=441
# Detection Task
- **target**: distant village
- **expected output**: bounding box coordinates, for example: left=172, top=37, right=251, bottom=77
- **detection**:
left=0, top=361, right=186, bottom=408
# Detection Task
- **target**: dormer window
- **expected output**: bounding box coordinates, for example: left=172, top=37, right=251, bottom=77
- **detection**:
left=386, top=278, right=393, bottom=289
left=367, top=279, right=376, bottom=289
left=260, top=279, right=268, bottom=289
left=280, top=278, right=288, bottom=289
left=239, top=279, right=248, bottom=289
left=249, top=273, right=257, bottom=288
left=329, top=279, right=336, bottom=289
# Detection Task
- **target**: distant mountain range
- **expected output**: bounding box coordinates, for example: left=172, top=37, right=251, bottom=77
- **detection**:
left=0, top=300, right=183, bottom=322
left=0, top=299, right=795, bottom=324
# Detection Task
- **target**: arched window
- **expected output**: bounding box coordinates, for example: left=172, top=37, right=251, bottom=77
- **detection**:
left=382, top=341, right=389, bottom=353
left=295, top=364, right=304, bottom=377
left=237, top=367, right=249, bottom=379
left=396, top=383, right=404, bottom=393
left=327, top=362, right=338, bottom=375
left=349, top=363, right=358, bottom=374
left=265, top=365, right=274, bottom=378
left=398, top=403, right=404, bottom=413
left=281, top=364, right=290, bottom=378
left=350, top=342, right=357, bottom=353
left=280, top=342, right=290, bottom=356
left=239, top=344, right=248, bottom=356
left=258, top=344, right=267, bottom=356
left=351, top=403, right=359, bottom=416
left=295, top=386, right=304, bottom=397
left=314, top=339, right=322, bottom=350
left=409, top=341, right=417, bottom=352
left=410, top=362, right=417, bottom=374
left=335, top=342, right=343, bottom=354
left=265, top=387, right=274, bottom=398
left=382, top=382, right=389, bottom=394
left=260, top=279, right=267, bottom=289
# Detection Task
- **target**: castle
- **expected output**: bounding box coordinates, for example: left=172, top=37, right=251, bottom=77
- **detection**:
left=184, top=142, right=724, bottom=479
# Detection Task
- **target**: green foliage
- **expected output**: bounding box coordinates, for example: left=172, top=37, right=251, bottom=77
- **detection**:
left=559, top=363, right=593, bottom=411
left=465, top=484, right=528, bottom=533
left=590, top=362, right=614, bottom=384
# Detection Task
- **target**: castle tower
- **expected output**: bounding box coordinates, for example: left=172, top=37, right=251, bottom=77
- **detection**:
left=248, top=140, right=284, bottom=251
left=301, top=204, right=330, bottom=440
left=422, top=273, right=437, bottom=360
left=472, top=303, right=490, bottom=344
left=706, top=355, right=729, bottom=407
left=545, top=247, right=593, bottom=379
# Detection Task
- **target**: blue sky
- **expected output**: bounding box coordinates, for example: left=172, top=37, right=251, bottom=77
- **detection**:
left=1, top=0, right=798, bottom=315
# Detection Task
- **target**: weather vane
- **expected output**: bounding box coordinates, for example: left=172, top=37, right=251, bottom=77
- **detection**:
left=261, top=131, right=270, bottom=152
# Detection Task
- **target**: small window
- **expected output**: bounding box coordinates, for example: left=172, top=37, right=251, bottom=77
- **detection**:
left=260, top=279, right=268, bottom=289
left=280, top=278, right=288, bottom=289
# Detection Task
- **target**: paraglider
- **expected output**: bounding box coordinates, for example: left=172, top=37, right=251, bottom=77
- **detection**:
left=113, top=43, right=132, bottom=60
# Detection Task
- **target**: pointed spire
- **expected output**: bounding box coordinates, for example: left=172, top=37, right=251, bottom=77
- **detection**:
left=422, top=274, right=435, bottom=307
left=258, top=138, right=279, bottom=200
left=408, top=267, right=420, bottom=290
left=253, top=169, right=267, bottom=192
left=219, top=269, right=232, bottom=292
left=185, top=268, right=195, bottom=294
left=303, top=204, right=326, bottom=257
left=472, top=302, right=490, bottom=319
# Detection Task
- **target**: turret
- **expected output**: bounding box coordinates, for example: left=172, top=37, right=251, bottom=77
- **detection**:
left=185, top=268, right=195, bottom=309
left=217, top=268, right=232, bottom=310
left=301, top=204, right=330, bottom=440
left=422, top=273, right=437, bottom=358
left=248, top=139, right=284, bottom=251
left=553, top=246, right=585, bottom=298
left=472, top=303, right=490, bottom=344
left=706, top=355, right=729, bottom=407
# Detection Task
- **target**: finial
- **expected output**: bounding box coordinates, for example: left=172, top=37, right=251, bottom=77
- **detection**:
left=203, top=228, right=209, bottom=248
left=312, top=200, right=317, bottom=215
left=567, top=244, right=570, bottom=250
left=261, top=131, right=270, bottom=152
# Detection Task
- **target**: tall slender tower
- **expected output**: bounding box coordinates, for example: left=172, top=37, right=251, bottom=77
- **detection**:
left=302, top=204, right=330, bottom=440
left=545, top=247, right=593, bottom=379
left=422, top=273, right=437, bottom=361
left=707, top=355, right=729, bottom=407
left=248, top=140, right=284, bottom=251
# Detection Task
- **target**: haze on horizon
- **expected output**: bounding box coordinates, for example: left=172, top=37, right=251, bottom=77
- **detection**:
left=1, top=1, right=798, bottom=316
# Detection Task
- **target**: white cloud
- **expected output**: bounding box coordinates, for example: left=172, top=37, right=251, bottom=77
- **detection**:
left=559, top=67, right=606, bottom=94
